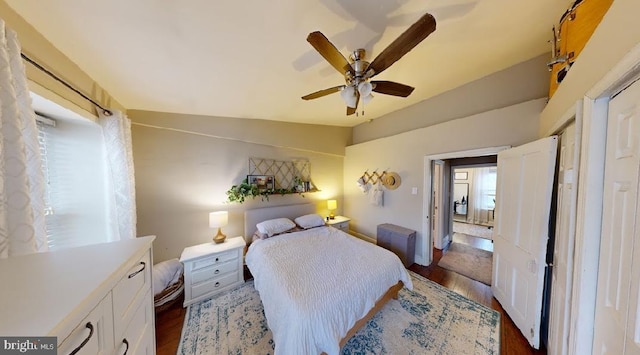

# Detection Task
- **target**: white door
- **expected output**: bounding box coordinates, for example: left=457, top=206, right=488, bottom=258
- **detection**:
left=492, top=136, right=558, bottom=348
left=548, top=123, right=579, bottom=355
left=592, top=79, right=640, bottom=354
left=432, top=160, right=445, bottom=248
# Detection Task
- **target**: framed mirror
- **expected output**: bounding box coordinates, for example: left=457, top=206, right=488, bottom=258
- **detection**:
left=453, top=183, right=468, bottom=221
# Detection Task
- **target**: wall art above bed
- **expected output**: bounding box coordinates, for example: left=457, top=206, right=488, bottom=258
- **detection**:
left=225, top=158, right=318, bottom=203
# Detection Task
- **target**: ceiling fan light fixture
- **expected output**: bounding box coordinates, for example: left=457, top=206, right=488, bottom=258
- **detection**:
left=362, top=93, right=374, bottom=105
left=340, top=86, right=358, bottom=108
left=358, top=81, right=373, bottom=97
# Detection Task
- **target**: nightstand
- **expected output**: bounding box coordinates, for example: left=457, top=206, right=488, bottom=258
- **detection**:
left=180, top=237, right=246, bottom=307
left=326, top=215, right=350, bottom=232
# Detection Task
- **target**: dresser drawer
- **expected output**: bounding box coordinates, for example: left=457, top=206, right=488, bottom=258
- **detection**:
left=58, top=293, right=114, bottom=355
left=191, top=249, right=239, bottom=271
left=114, top=291, right=154, bottom=355
left=112, top=251, right=151, bottom=338
left=192, top=259, right=238, bottom=284
left=191, top=272, right=239, bottom=299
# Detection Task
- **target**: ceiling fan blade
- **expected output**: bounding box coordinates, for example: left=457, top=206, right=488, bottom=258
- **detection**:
left=346, top=91, right=360, bottom=116
left=367, top=13, right=436, bottom=78
left=301, top=85, right=344, bottom=100
left=371, top=81, right=415, bottom=97
left=347, top=106, right=356, bottom=115
left=307, top=31, right=354, bottom=76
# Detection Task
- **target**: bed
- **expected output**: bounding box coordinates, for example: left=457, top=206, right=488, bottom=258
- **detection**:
left=244, top=203, right=412, bottom=355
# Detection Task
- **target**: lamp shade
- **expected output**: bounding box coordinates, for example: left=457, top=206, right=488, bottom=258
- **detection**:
left=209, top=211, right=228, bottom=228
left=362, top=93, right=374, bottom=104
left=340, top=86, right=358, bottom=108
left=327, top=199, right=337, bottom=210
left=358, top=81, right=373, bottom=97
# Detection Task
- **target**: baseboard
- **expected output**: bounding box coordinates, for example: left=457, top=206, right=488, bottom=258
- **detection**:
left=349, top=230, right=376, bottom=244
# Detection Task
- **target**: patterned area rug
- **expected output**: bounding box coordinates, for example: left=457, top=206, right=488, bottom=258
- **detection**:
left=453, top=222, right=494, bottom=240
left=178, top=272, right=500, bottom=355
left=438, top=242, right=493, bottom=285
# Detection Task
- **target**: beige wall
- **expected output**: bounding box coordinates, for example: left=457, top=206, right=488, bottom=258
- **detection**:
left=344, top=99, right=544, bottom=265
left=353, top=54, right=549, bottom=144
left=540, top=0, right=640, bottom=135
left=129, top=111, right=348, bottom=262
left=1, top=0, right=124, bottom=117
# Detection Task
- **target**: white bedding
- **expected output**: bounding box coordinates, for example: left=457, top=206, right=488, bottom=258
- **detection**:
left=245, top=226, right=412, bottom=355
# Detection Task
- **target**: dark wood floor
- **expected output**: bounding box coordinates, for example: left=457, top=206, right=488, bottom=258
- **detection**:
left=155, top=234, right=546, bottom=355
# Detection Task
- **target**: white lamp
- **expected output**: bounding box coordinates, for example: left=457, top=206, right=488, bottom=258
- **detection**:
left=341, top=81, right=374, bottom=110
left=209, top=211, right=228, bottom=244
left=358, top=81, right=373, bottom=97
left=327, top=199, right=337, bottom=220
left=340, top=86, right=358, bottom=108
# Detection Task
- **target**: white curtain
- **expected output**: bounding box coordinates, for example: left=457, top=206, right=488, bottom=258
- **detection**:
left=0, top=20, right=47, bottom=258
left=99, top=110, right=136, bottom=241
left=470, top=167, right=492, bottom=225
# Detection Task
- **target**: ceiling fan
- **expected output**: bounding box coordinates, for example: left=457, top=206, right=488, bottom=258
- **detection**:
left=301, top=13, right=437, bottom=116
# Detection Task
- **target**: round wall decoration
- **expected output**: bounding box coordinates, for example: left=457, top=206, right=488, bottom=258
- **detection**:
left=382, top=172, right=401, bottom=190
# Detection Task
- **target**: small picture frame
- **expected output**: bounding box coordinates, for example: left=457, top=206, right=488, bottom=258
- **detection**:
left=454, top=172, right=468, bottom=180
left=248, top=175, right=274, bottom=191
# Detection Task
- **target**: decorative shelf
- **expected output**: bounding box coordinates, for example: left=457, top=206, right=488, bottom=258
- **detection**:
left=248, top=157, right=315, bottom=192
left=225, top=158, right=318, bottom=203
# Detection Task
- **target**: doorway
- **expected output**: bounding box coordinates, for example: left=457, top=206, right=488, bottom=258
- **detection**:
left=451, top=166, right=497, bottom=241
left=423, top=146, right=508, bottom=262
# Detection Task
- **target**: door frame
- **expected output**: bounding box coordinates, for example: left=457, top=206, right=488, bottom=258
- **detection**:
left=557, top=45, right=640, bottom=354
left=422, top=146, right=509, bottom=264
left=432, top=160, right=445, bottom=249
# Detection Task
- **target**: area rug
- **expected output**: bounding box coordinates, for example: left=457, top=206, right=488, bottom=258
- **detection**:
left=177, top=271, right=500, bottom=355
left=438, top=242, right=493, bottom=285
left=453, top=222, right=494, bottom=240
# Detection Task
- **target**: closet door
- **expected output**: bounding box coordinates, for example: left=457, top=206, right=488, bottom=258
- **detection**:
left=548, top=123, right=579, bottom=355
left=593, top=79, right=640, bottom=354
left=492, top=136, right=558, bottom=348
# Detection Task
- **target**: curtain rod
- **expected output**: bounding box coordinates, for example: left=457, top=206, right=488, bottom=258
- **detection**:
left=21, top=53, right=113, bottom=116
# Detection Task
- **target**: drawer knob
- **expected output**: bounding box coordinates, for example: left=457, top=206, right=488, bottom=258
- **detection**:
left=215, top=281, right=220, bottom=287
left=122, top=338, right=129, bottom=355
left=69, top=322, right=94, bottom=355
left=127, top=261, right=146, bottom=279
left=214, top=269, right=220, bottom=274
left=215, top=257, right=220, bottom=262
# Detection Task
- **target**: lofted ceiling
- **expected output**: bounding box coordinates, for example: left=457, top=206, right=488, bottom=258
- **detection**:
left=6, top=0, right=571, bottom=127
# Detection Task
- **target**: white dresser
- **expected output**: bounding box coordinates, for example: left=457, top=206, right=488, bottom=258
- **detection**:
left=180, top=237, right=245, bottom=307
left=0, top=236, right=156, bottom=355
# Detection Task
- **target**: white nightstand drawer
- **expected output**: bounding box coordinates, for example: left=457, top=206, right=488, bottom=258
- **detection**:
left=192, top=259, right=238, bottom=284
left=326, top=216, right=350, bottom=232
left=192, top=249, right=239, bottom=270
left=333, top=221, right=349, bottom=231
left=191, top=272, right=240, bottom=298
left=181, top=237, right=246, bottom=307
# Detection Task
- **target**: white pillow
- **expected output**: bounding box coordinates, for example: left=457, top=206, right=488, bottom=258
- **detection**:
left=256, top=218, right=296, bottom=237
left=295, top=214, right=325, bottom=229
left=152, top=258, right=183, bottom=296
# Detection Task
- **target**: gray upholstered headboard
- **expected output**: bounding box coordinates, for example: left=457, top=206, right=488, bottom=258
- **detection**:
left=244, top=203, right=317, bottom=239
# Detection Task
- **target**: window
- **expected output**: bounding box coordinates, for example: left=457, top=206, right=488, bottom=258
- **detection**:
left=34, top=110, right=110, bottom=250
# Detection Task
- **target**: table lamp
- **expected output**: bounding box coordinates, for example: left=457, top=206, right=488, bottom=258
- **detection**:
left=327, top=199, right=337, bottom=220
left=209, top=211, right=228, bottom=244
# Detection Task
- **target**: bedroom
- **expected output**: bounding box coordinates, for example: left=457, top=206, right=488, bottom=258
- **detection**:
left=1, top=0, right=640, bottom=354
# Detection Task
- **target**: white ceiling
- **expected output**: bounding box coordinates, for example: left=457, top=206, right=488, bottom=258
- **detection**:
left=7, top=0, right=571, bottom=127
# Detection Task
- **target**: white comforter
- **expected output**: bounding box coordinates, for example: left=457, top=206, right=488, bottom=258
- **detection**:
left=245, top=226, right=412, bottom=355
